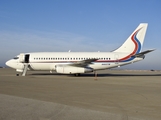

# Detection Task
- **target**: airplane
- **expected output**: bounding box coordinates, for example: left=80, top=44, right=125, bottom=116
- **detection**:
left=6, top=23, right=154, bottom=76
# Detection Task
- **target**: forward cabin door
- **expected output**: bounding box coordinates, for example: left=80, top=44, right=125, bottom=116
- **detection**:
left=19, top=53, right=30, bottom=63
left=24, top=54, right=30, bottom=63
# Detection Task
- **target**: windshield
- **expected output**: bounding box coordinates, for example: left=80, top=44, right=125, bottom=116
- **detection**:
left=13, top=57, right=19, bottom=60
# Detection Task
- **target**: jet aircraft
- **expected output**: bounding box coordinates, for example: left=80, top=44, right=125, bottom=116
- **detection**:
left=6, top=23, right=154, bottom=76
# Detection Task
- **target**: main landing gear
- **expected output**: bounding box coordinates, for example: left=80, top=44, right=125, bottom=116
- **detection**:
left=74, top=73, right=80, bottom=76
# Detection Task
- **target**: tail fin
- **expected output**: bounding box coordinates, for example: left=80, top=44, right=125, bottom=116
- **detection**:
left=113, top=23, right=148, bottom=53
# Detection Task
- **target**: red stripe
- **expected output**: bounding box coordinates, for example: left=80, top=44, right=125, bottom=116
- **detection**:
left=119, top=29, right=140, bottom=61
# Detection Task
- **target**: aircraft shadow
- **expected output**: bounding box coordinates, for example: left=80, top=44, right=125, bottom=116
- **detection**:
left=29, top=72, right=161, bottom=77
left=80, top=73, right=161, bottom=77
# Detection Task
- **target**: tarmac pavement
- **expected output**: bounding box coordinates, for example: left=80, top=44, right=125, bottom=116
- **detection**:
left=0, top=68, right=161, bottom=120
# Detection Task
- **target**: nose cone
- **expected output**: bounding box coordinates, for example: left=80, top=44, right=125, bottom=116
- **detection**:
left=6, top=60, right=10, bottom=67
left=6, top=60, right=12, bottom=68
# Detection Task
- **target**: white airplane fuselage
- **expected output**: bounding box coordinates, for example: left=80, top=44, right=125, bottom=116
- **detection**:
left=6, top=52, right=143, bottom=72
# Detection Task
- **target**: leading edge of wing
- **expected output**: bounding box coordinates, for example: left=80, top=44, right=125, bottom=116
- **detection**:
left=69, top=58, right=98, bottom=67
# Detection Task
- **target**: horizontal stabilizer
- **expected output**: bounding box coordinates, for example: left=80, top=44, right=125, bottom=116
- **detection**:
left=132, top=49, right=155, bottom=57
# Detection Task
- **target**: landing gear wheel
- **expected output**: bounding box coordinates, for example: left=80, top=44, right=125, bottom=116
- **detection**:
left=75, top=73, right=80, bottom=76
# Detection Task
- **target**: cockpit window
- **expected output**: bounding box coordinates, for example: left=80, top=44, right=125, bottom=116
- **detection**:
left=13, top=57, right=19, bottom=59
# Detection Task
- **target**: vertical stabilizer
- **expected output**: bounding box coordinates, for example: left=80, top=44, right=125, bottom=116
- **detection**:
left=113, top=23, right=148, bottom=53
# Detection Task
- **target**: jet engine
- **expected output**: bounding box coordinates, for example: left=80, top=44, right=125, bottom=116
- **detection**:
left=55, top=66, right=93, bottom=74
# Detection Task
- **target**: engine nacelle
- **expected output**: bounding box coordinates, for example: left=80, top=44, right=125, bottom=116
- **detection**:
left=55, top=66, right=93, bottom=74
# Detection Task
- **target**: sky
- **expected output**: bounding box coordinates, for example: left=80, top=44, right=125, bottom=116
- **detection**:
left=0, top=0, right=161, bottom=70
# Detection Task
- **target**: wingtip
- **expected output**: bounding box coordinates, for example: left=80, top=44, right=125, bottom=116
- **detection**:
left=149, top=49, right=156, bottom=52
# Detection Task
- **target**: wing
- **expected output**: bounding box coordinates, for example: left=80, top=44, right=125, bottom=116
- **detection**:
left=69, top=58, right=98, bottom=67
